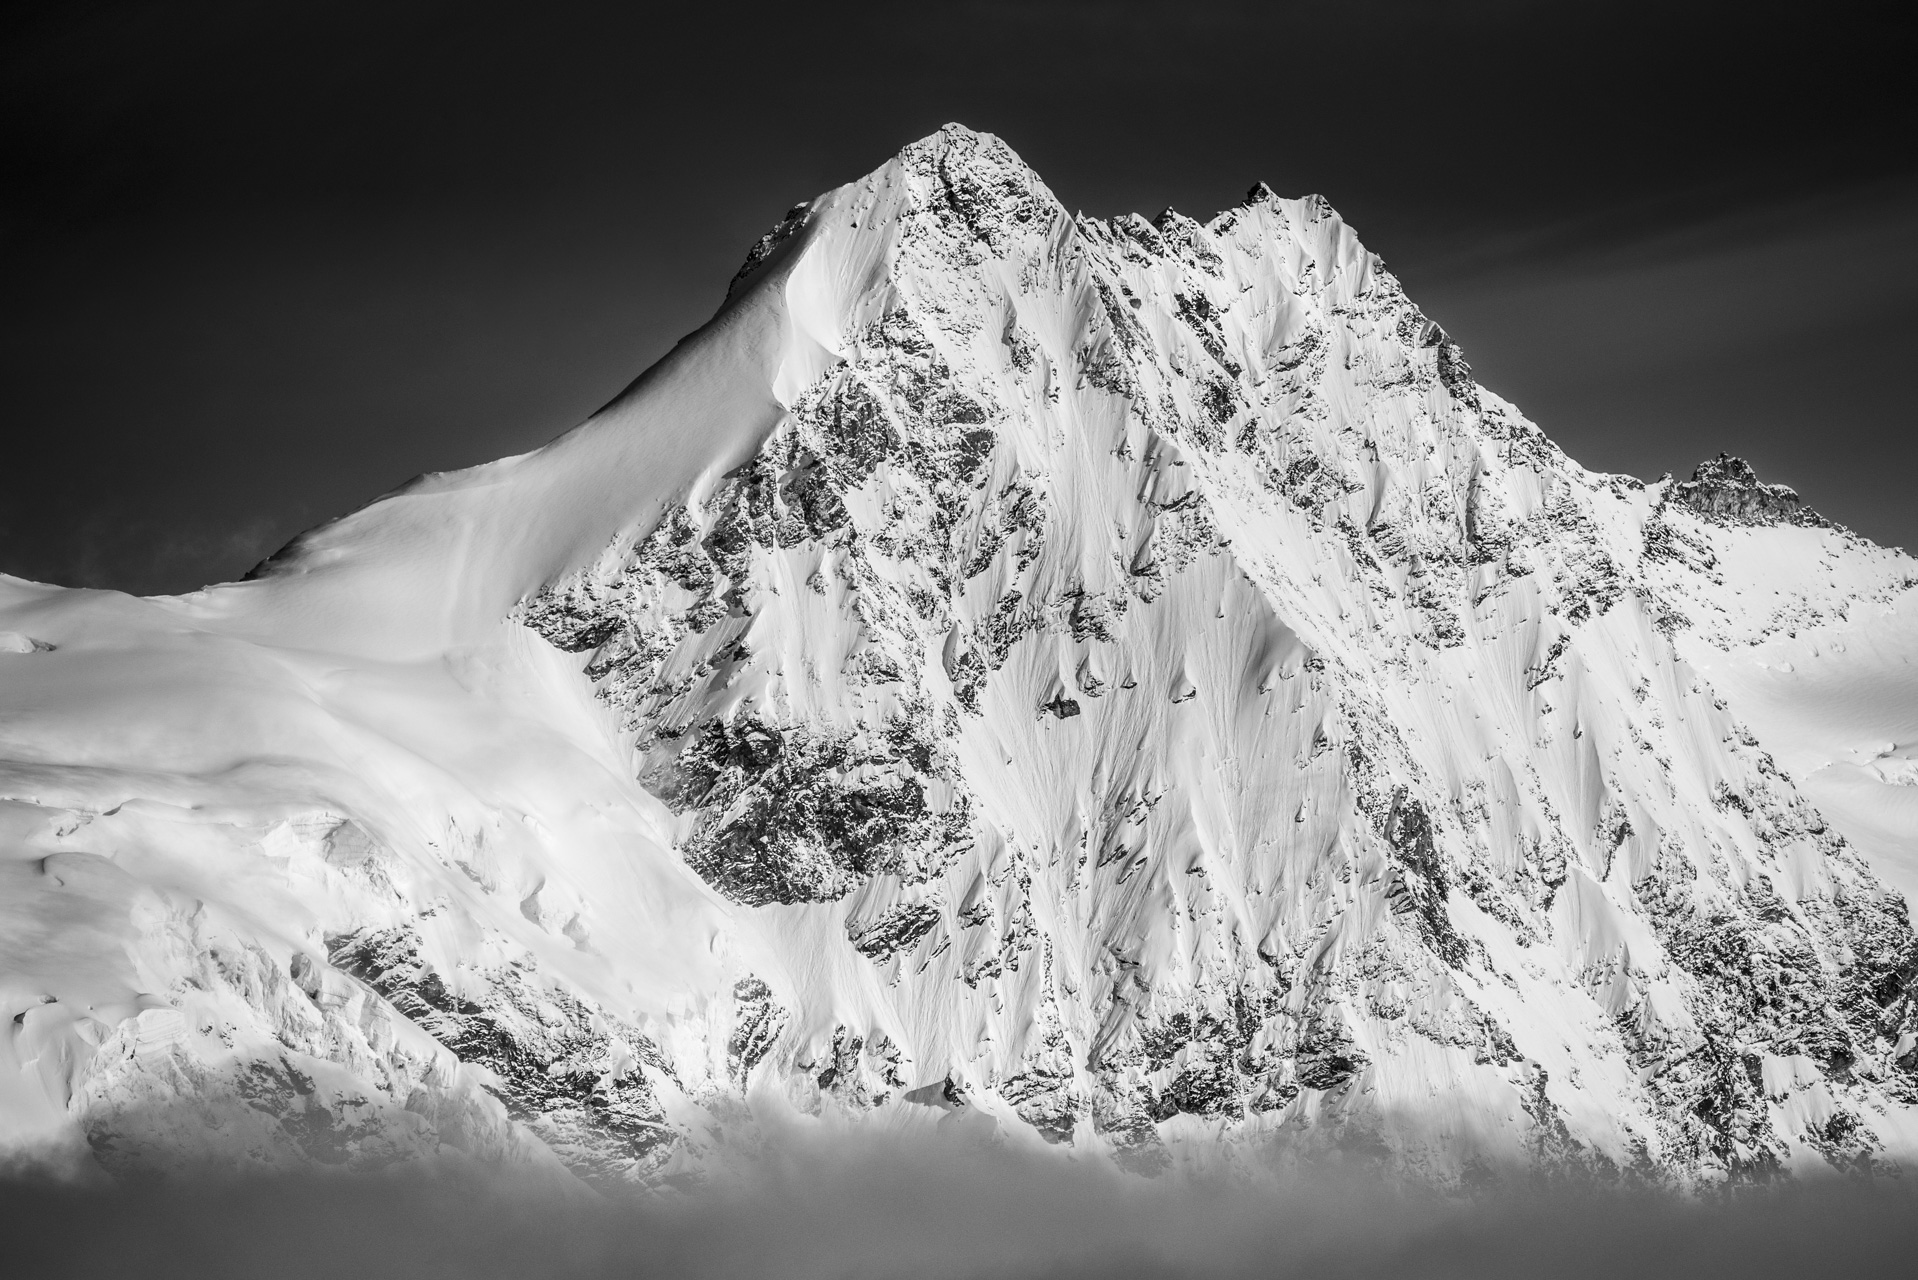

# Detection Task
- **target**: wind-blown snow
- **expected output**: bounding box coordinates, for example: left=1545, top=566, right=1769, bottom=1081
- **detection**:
left=3, top=126, right=1916, bottom=1188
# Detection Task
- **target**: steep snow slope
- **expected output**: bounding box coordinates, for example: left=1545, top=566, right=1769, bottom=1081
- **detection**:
left=1668, top=546, right=1918, bottom=905
left=4, top=126, right=1916, bottom=1187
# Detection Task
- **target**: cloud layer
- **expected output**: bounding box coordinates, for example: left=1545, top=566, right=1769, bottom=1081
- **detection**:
left=7, top=1128, right=1917, bottom=1280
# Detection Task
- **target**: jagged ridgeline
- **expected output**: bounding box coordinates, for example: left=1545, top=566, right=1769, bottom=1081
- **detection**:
left=6, top=126, right=1917, bottom=1190
left=516, top=126, right=1918, bottom=1179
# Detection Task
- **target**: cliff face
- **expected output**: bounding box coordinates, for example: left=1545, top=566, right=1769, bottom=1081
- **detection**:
left=4, top=126, right=1917, bottom=1188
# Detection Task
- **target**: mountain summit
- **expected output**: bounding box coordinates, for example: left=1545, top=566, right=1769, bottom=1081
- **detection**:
left=4, top=125, right=1918, bottom=1186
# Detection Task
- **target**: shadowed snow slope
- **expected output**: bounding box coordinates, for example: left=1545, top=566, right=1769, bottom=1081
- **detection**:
left=4, top=126, right=1917, bottom=1188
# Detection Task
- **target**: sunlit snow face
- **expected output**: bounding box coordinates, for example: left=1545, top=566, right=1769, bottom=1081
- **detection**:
left=4, top=124, right=1917, bottom=1198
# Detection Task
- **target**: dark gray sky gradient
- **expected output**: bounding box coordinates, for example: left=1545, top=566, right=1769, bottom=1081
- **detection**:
left=3, top=0, right=1913, bottom=593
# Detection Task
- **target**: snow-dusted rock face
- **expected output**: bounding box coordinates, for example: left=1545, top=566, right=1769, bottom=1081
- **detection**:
left=5, top=126, right=1918, bottom=1189
left=1672, top=454, right=1827, bottom=529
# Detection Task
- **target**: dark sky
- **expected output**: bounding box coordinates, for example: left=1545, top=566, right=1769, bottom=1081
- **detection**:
left=4, top=0, right=1913, bottom=595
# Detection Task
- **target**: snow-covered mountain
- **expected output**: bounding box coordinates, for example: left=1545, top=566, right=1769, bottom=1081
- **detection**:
left=5, top=125, right=1917, bottom=1187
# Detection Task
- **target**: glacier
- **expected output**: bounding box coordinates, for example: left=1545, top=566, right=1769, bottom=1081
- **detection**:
left=3, top=124, right=1917, bottom=1189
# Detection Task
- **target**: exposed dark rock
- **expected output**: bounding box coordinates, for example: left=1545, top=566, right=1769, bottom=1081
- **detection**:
left=1382, top=790, right=1469, bottom=968
left=730, top=203, right=810, bottom=291
left=1041, top=693, right=1082, bottom=719
left=726, top=976, right=787, bottom=1088
left=1295, top=1017, right=1369, bottom=1092
left=1673, top=454, right=1828, bottom=528
left=667, top=714, right=970, bottom=907
left=847, top=901, right=945, bottom=962
left=327, top=926, right=675, bottom=1184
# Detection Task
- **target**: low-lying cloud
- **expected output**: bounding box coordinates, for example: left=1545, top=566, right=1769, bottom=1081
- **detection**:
left=6, top=1127, right=1917, bottom=1280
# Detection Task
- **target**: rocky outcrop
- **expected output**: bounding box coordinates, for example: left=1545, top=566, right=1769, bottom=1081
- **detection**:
left=1673, top=454, right=1828, bottom=528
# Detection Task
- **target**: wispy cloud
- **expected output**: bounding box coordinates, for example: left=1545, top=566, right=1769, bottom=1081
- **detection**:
left=1413, top=174, right=1918, bottom=286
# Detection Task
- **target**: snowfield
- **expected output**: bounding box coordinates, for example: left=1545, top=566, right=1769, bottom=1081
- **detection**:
left=4, top=126, right=1916, bottom=1188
